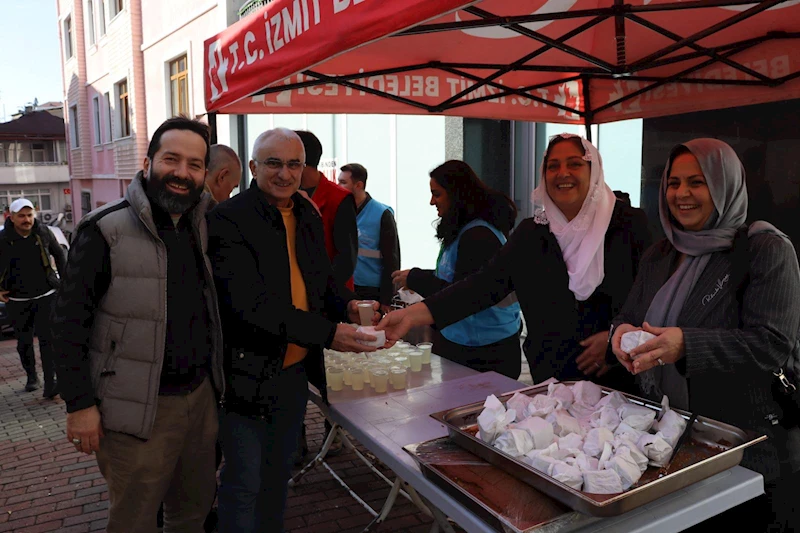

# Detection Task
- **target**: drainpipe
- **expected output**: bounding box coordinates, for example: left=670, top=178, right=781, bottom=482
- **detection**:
left=129, top=0, right=148, bottom=163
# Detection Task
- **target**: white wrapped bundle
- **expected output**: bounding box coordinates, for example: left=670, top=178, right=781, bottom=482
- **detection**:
left=356, top=326, right=385, bottom=347
left=590, top=405, right=621, bottom=431
left=568, top=401, right=597, bottom=421
left=597, top=441, right=614, bottom=470
left=512, top=416, right=555, bottom=450
left=582, top=469, right=624, bottom=494
left=608, top=447, right=644, bottom=490
left=572, top=452, right=600, bottom=473
left=583, top=427, right=615, bottom=458
left=547, top=383, right=574, bottom=408
left=637, top=434, right=674, bottom=467
left=572, top=381, right=603, bottom=407
left=614, top=436, right=649, bottom=473
left=547, top=409, right=583, bottom=437
left=558, top=432, right=584, bottom=451
left=618, top=404, right=656, bottom=432
left=620, top=330, right=656, bottom=353
left=493, top=429, right=535, bottom=457
left=506, top=392, right=534, bottom=422
left=525, top=394, right=561, bottom=418
left=522, top=443, right=562, bottom=474
left=595, top=391, right=629, bottom=410
left=477, top=395, right=516, bottom=444
left=614, top=422, right=646, bottom=442
left=552, top=462, right=584, bottom=490
left=655, top=399, right=687, bottom=448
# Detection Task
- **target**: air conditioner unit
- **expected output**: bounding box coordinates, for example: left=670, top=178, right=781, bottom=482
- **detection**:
left=64, top=212, right=73, bottom=223
left=41, top=212, right=54, bottom=223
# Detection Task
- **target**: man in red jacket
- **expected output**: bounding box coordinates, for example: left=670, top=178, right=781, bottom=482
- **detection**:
left=295, top=131, right=357, bottom=291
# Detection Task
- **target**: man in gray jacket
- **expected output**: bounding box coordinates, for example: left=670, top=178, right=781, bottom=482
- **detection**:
left=52, top=117, right=224, bottom=532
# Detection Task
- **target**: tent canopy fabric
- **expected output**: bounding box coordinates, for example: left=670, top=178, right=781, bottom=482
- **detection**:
left=204, top=0, right=800, bottom=125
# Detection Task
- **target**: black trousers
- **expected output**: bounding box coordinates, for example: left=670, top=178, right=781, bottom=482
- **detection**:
left=7, top=293, right=56, bottom=386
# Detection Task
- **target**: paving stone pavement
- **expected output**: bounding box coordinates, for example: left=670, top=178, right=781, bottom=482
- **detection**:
left=0, top=337, right=533, bottom=532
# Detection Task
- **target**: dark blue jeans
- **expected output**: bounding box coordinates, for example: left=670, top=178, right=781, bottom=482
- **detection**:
left=218, top=364, right=309, bottom=533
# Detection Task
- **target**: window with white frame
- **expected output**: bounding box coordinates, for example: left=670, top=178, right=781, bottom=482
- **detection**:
left=93, top=97, right=102, bottom=145
left=87, top=0, right=96, bottom=45
left=110, top=0, right=124, bottom=19
left=169, top=55, right=189, bottom=117
left=64, top=16, right=74, bottom=59
left=0, top=189, right=52, bottom=212
left=98, top=0, right=106, bottom=36
left=69, top=105, right=80, bottom=148
left=104, top=92, right=112, bottom=142
left=115, top=79, right=130, bottom=138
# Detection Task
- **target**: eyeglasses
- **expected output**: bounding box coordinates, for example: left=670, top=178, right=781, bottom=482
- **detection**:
left=254, top=158, right=305, bottom=171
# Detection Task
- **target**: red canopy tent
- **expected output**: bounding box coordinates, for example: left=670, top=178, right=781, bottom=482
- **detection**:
left=204, top=0, right=800, bottom=132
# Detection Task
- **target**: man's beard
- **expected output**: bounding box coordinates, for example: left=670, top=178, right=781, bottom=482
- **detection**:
left=146, top=168, right=202, bottom=214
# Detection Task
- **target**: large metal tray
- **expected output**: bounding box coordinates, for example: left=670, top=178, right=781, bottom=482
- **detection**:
left=430, top=381, right=767, bottom=517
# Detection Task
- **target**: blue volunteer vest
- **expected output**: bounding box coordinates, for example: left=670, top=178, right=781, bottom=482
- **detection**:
left=436, top=219, right=521, bottom=347
left=354, top=198, right=393, bottom=288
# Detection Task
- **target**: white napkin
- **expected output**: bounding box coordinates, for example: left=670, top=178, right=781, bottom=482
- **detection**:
left=620, top=330, right=657, bottom=353
left=572, top=381, right=603, bottom=407
left=654, top=396, right=688, bottom=448
left=582, top=469, right=623, bottom=494
left=512, top=416, right=555, bottom=450
left=397, top=288, right=424, bottom=304
left=525, top=394, right=561, bottom=418
left=477, top=395, right=516, bottom=444
left=597, top=441, right=614, bottom=470
left=595, top=391, right=629, bottom=410
left=614, top=437, right=649, bottom=473
left=558, top=432, right=584, bottom=451
left=614, top=422, right=646, bottom=442
left=356, top=326, right=385, bottom=347
left=637, top=434, right=674, bottom=467
left=522, top=443, right=562, bottom=474
left=506, top=392, right=533, bottom=422
left=493, top=429, right=535, bottom=457
left=618, top=404, right=657, bottom=432
left=583, top=427, right=615, bottom=458
left=590, top=405, right=621, bottom=432
left=547, top=409, right=583, bottom=437
left=608, top=447, right=644, bottom=490
left=551, top=462, right=584, bottom=490
left=547, top=383, right=575, bottom=408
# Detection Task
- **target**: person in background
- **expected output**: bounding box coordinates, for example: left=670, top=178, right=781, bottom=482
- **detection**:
left=52, top=117, right=223, bottom=532
left=207, top=128, right=379, bottom=533
left=295, top=130, right=357, bottom=291
left=390, top=160, right=522, bottom=378
left=205, top=144, right=242, bottom=204
left=0, top=198, right=67, bottom=397
left=381, top=135, right=651, bottom=392
left=337, top=162, right=400, bottom=310
left=610, top=138, right=800, bottom=531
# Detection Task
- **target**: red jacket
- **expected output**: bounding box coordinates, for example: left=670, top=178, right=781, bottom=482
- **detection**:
left=311, top=172, right=355, bottom=291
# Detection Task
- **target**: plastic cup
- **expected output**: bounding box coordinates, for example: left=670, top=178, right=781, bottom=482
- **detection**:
left=343, top=366, right=352, bottom=386
left=417, top=342, right=432, bottom=364
left=350, top=367, right=365, bottom=390
left=393, top=356, right=409, bottom=369
left=328, top=367, right=344, bottom=391
left=372, top=369, right=389, bottom=393
left=390, top=367, right=408, bottom=390
left=357, top=302, right=374, bottom=326
left=396, top=341, right=410, bottom=351
left=408, top=350, right=423, bottom=372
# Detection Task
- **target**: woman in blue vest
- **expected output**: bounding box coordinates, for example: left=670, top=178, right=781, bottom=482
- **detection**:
left=382, top=135, right=652, bottom=392
left=392, top=160, right=523, bottom=378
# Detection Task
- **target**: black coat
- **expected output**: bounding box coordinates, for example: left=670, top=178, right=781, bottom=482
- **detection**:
left=612, top=233, right=800, bottom=480
left=425, top=201, right=651, bottom=389
left=207, top=183, right=354, bottom=413
left=0, top=218, right=67, bottom=296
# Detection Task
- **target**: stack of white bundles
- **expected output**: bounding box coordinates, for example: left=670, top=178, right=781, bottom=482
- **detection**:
left=477, top=395, right=516, bottom=444
left=493, top=429, right=535, bottom=457
left=618, top=403, right=657, bottom=432
left=473, top=381, right=690, bottom=494
left=511, top=416, right=555, bottom=450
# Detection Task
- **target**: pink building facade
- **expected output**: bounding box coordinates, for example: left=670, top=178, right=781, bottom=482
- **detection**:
left=56, top=0, right=243, bottom=222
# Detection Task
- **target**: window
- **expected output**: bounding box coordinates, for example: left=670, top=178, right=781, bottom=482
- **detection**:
left=31, top=144, right=45, bottom=163
left=93, top=97, right=102, bottom=145
left=69, top=105, right=80, bottom=148
left=81, top=191, right=92, bottom=217
left=104, top=92, right=112, bottom=142
left=87, top=0, right=96, bottom=45
left=116, top=79, right=130, bottom=138
left=169, top=55, right=189, bottom=117
left=64, top=16, right=73, bottom=59
left=0, top=189, right=51, bottom=212
left=110, top=0, right=124, bottom=18
left=98, top=0, right=106, bottom=36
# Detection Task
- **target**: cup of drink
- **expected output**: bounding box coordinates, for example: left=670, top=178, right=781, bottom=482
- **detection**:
left=357, top=301, right=375, bottom=326
left=328, top=366, right=344, bottom=391
left=407, top=350, right=423, bottom=372
left=390, top=367, right=408, bottom=390
left=343, top=366, right=352, bottom=386
left=393, top=356, right=409, bottom=369
left=372, top=369, right=389, bottom=393
left=350, top=367, right=365, bottom=390
left=417, top=342, right=432, bottom=364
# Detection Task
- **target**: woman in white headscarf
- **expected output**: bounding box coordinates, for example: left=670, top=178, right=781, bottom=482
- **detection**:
left=610, top=138, right=799, bottom=529
left=379, top=134, right=651, bottom=390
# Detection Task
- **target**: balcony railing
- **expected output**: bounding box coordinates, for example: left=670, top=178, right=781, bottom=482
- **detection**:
left=0, top=161, right=67, bottom=167
left=238, top=0, right=274, bottom=18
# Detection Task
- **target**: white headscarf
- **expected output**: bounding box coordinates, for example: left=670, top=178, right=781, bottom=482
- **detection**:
left=532, top=134, right=617, bottom=301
